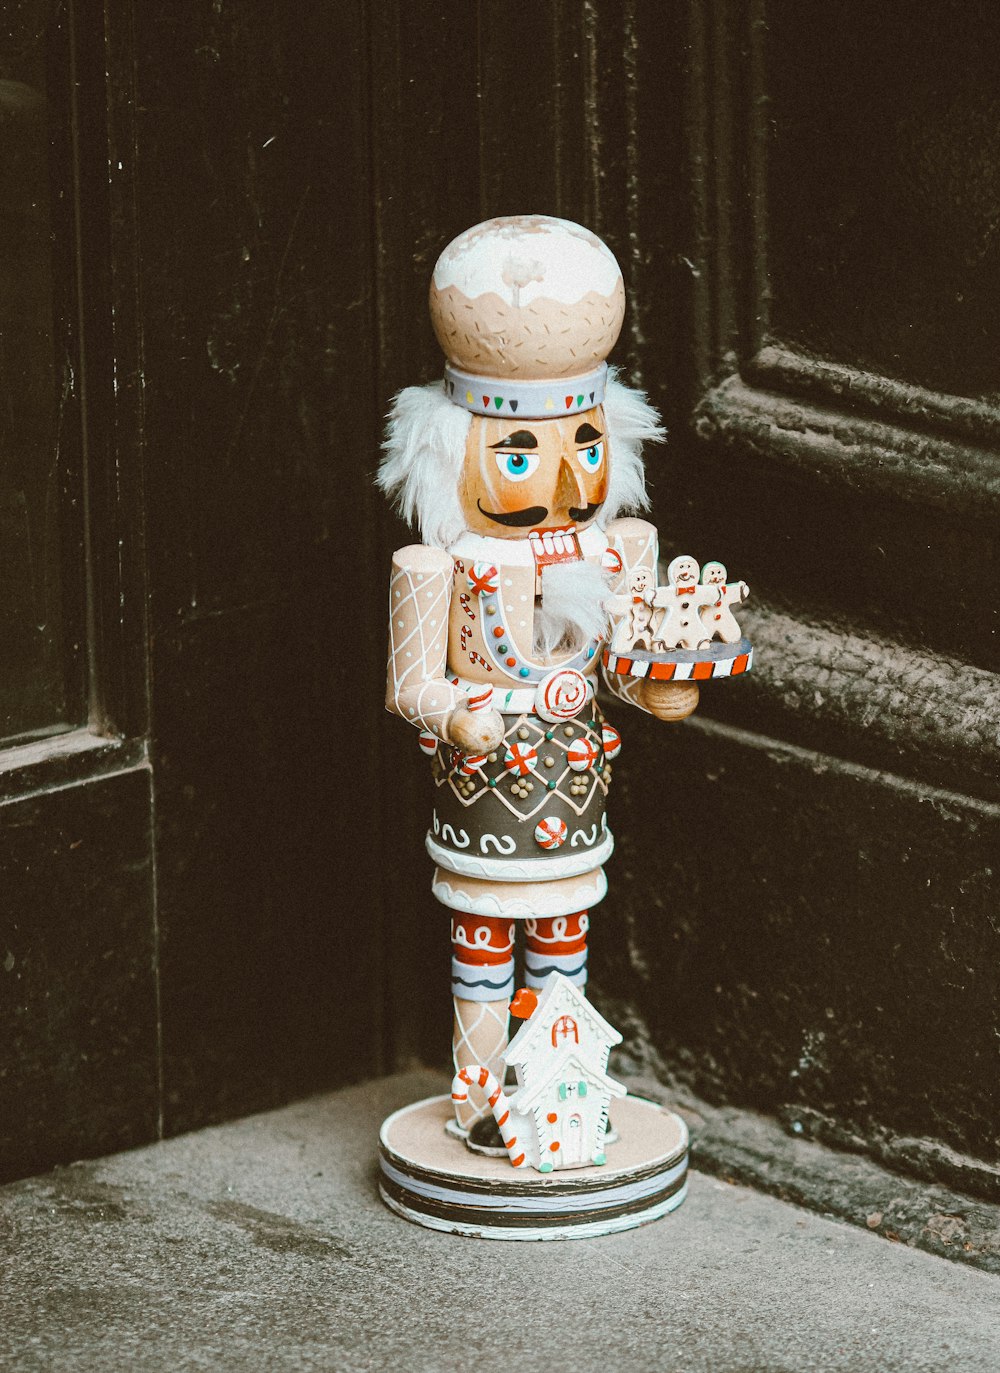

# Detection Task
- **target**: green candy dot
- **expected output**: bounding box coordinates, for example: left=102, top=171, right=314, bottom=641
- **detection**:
left=547, top=781, right=557, bottom=790
left=544, top=731, right=554, bottom=741
left=498, top=644, right=508, bottom=653
left=488, top=778, right=497, bottom=788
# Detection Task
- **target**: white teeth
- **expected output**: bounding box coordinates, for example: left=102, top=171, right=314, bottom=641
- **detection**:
left=552, top=534, right=566, bottom=554
left=542, top=533, right=556, bottom=554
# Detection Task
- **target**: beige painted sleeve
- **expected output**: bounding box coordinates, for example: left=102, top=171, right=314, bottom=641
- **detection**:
left=386, top=544, right=465, bottom=740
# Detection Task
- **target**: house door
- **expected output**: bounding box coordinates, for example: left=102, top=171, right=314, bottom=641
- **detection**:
left=564, top=1113, right=585, bottom=1167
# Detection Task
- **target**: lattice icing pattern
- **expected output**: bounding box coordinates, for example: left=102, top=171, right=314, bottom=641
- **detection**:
left=387, top=549, right=464, bottom=740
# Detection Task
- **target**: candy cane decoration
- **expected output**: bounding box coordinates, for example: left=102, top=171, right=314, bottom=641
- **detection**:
left=451, top=1066, right=526, bottom=1168
left=459, top=592, right=476, bottom=621
left=467, top=651, right=493, bottom=673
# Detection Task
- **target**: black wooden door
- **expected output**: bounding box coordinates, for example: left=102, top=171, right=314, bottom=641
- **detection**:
left=1, top=1, right=386, bottom=1180
left=3, top=1, right=996, bottom=1194
left=660, top=0, right=1000, bottom=1186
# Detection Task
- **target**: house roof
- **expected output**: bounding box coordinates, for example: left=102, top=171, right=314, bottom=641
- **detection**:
left=514, top=1046, right=627, bottom=1113
left=503, top=971, right=623, bottom=1068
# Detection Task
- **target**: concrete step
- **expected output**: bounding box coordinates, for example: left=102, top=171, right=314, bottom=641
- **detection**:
left=1, top=1072, right=998, bottom=1372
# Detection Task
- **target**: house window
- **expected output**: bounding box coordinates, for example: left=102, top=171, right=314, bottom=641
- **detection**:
left=551, top=1015, right=579, bottom=1047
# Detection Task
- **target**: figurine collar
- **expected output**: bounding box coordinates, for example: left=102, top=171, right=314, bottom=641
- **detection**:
left=448, top=522, right=607, bottom=566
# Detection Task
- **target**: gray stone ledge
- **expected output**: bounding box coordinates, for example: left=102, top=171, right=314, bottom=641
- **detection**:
left=1, top=1072, right=999, bottom=1372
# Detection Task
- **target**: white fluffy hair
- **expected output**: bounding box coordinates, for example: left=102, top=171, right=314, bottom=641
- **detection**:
left=533, top=559, right=611, bottom=658
left=377, top=368, right=664, bottom=548
left=376, top=383, right=472, bottom=549
left=601, top=368, right=664, bottom=520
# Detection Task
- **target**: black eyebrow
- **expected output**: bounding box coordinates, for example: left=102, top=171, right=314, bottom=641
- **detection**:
left=488, top=430, right=538, bottom=451
left=575, top=423, right=603, bottom=444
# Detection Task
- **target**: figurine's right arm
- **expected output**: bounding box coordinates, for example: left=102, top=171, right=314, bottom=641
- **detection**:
left=386, top=544, right=465, bottom=741
left=386, top=545, right=505, bottom=752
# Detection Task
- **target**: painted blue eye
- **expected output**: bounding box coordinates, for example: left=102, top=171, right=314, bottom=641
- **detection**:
left=577, top=441, right=604, bottom=472
left=495, top=452, right=539, bottom=483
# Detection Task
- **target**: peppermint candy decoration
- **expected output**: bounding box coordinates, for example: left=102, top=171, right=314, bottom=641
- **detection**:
left=504, top=741, right=538, bottom=776
left=601, top=724, right=622, bottom=760
left=534, top=667, right=589, bottom=723
left=534, top=816, right=568, bottom=850
left=602, top=546, right=624, bottom=576
left=567, top=737, right=599, bottom=772
left=458, top=753, right=487, bottom=776
left=417, top=730, right=439, bottom=756
left=468, top=562, right=499, bottom=597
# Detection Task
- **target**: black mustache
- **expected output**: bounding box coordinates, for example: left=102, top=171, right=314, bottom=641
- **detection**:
left=477, top=501, right=548, bottom=527
left=476, top=499, right=605, bottom=527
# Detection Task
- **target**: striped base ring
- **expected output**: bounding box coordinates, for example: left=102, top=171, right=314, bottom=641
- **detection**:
left=602, top=636, right=754, bottom=682
left=378, top=1093, right=689, bottom=1241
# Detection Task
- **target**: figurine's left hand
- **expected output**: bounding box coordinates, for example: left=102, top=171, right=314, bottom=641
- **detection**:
left=638, top=679, right=700, bottom=721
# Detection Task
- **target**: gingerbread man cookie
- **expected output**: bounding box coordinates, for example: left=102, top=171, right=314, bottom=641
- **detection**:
left=607, top=566, right=657, bottom=653
left=650, top=554, right=716, bottom=649
left=699, top=560, right=749, bottom=644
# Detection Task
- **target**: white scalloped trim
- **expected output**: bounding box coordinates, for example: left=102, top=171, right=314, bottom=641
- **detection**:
left=432, top=869, right=608, bottom=918
left=426, top=829, right=614, bottom=882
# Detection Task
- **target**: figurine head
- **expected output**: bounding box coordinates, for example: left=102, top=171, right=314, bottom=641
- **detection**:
left=378, top=216, right=664, bottom=548
left=628, top=566, right=653, bottom=596
left=701, top=560, right=727, bottom=585
left=667, top=554, right=699, bottom=587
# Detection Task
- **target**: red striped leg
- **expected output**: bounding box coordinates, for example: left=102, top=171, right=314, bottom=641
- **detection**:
left=524, top=911, right=589, bottom=989
left=450, top=915, right=515, bottom=1002
left=450, top=914, right=514, bottom=1129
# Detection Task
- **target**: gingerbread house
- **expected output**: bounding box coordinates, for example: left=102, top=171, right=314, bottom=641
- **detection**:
left=502, top=972, right=626, bottom=1172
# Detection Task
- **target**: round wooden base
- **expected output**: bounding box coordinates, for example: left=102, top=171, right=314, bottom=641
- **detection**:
left=379, top=1093, right=688, bottom=1241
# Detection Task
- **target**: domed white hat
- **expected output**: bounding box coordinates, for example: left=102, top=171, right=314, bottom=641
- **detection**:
left=429, top=215, right=625, bottom=420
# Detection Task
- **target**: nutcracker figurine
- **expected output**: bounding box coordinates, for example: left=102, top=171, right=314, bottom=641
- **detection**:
left=376, top=216, right=752, bottom=1239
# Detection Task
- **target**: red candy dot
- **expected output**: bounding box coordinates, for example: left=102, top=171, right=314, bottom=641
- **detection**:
left=493, top=626, right=504, bottom=638
left=505, top=656, right=517, bottom=667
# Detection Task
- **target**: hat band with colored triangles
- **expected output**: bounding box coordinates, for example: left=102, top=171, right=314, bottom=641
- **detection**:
left=443, top=363, right=607, bottom=420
